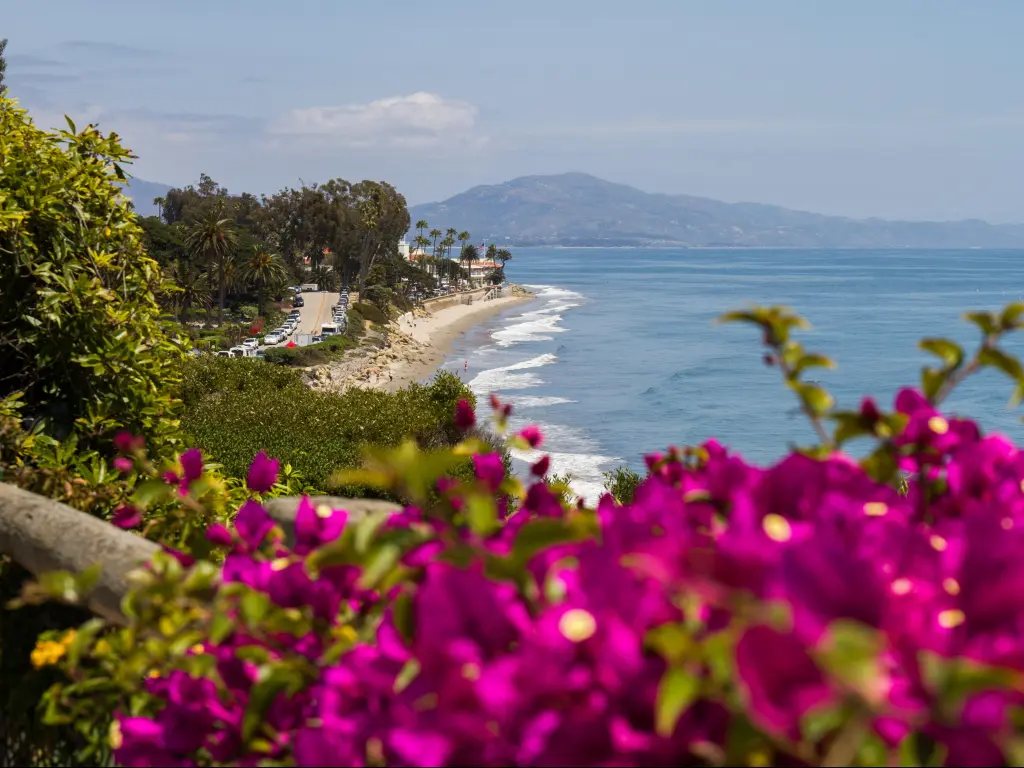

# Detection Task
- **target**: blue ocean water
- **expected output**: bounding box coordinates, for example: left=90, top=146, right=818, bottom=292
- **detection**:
left=439, top=249, right=1024, bottom=502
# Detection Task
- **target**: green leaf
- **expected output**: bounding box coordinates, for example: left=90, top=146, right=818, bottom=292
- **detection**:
left=918, top=338, right=964, bottom=368
left=357, top=543, right=402, bottom=590
left=793, top=382, right=834, bottom=416
left=794, top=352, right=836, bottom=374
left=964, top=310, right=998, bottom=335
left=134, top=478, right=172, bottom=507
left=920, top=367, right=946, bottom=402
left=644, top=623, right=695, bottom=666
left=978, top=346, right=1024, bottom=381
left=465, top=495, right=498, bottom=535
left=813, top=620, right=885, bottom=704
left=654, top=666, right=699, bottom=737
left=240, top=591, right=270, bottom=626
left=1000, top=302, right=1024, bottom=330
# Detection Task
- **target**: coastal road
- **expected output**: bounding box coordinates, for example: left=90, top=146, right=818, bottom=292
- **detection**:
left=296, top=291, right=340, bottom=336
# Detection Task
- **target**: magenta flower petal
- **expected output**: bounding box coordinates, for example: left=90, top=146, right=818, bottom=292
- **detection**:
left=205, top=523, right=234, bottom=547
left=113, top=457, right=134, bottom=474
left=454, top=398, right=476, bottom=431
left=180, top=448, right=204, bottom=485
left=519, top=425, right=543, bottom=448
left=531, top=455, right=551, bottom=477
left=111, top=505, right=142, bottom=529
left=473, top=453, right=505, bottom=492
left=246, top=451, right=279, bottom=493
left=113, top=431, right=143, bottom=455
left=234, top=499, right=275, bottom=550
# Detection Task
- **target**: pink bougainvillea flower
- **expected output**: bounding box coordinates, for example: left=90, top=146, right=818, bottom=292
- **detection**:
left=292, top=497, right=347, bottom=555
left=113, top=431, right=144, bottom=455
left=205, top=523, right=234, bottom=548
left=735, top=625, right=834, bottom=741
left=246, top=451, right=279, bottom=493
left=454, top=399, right=476, bottom=431
left=472, top=453, right=505, bottom=492
left=519, top=425, right=543, bottom=448
left=180, top=449, right=204, bottom=485
left=523, top=481, right=564, bottom=517
left=113, top=457, right=134, bottom=474
left=111, top=505, right=142, bottom=529
left=234, top=499, right=275, bottom=551
left=531, top=455, right=551, bottom=477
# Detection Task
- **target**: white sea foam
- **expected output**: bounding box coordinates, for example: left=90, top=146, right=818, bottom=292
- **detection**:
left=492, top=313, right=568, bottom=347
left=507, top=395, right=574, bottom=408
left=468, top=353, right=558, bottom=394
left=510, top=421, right=619, bottom=507
left=524, top=284, right=586, bottom=302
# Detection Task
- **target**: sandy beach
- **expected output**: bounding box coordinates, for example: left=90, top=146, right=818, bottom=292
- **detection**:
left=306, top=287, right=535, bottom=394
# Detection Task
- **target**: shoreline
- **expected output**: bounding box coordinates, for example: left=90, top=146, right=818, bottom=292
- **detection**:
left=306, top=287, right=535, bottom=394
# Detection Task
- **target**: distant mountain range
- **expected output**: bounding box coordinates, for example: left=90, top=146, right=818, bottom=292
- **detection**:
left=409, top=172, right=1024, bottom=248
left=120, top=178, right=173, bottom=218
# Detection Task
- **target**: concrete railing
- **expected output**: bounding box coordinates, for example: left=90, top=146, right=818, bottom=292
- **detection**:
left=0, top=483, right=401, bottom=625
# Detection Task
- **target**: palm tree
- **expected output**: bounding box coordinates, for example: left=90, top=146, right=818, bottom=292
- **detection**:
left=445, top=228, right=458, bottom=259
left=240, top=247, right=288, bottom=316
left=495, top=248, right=513, bottom=267
left=186, top=212, right=237, bottom=325
left=459, top=243, right=479, bottom=290
left=152, top=196, right=166, bottom=220
left=428, top=228, right=442, bottom=280
left=415, top=219, right=429, bottom=242
left=458, top=230, right=471, bottom=255
left=166, top=260, right=211, bottom=324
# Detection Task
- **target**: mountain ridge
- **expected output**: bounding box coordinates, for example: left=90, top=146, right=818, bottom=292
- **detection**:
left=409, top=172, right=1024, bottom=248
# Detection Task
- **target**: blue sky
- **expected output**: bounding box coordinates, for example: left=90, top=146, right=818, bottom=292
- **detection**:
left=6, top=0, right=1024, bottom=221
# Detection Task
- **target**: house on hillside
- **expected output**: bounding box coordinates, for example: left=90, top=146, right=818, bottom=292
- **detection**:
left=469, top=259, right=501, bottom=285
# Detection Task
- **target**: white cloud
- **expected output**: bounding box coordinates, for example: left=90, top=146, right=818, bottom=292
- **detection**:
left=270, top=92, right=481, bottom=147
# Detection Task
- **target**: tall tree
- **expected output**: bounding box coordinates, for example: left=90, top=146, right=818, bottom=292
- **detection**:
left=239, top=247, right=287, bottom=317
left=415, top=219, right=429, bottom=241
left=164, top=259, right=211, bottom=323
left=185, top=212, right=237, bottom=325
left=459, top=243, right=479, bottom=290
left=0, top=38, right=7, bottom=92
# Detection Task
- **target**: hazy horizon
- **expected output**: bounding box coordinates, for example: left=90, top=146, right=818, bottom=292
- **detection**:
left=7, top=0, right=1024, bottom=223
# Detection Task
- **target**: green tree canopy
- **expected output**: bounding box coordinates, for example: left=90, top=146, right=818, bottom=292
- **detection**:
left=0, top=96, right=183, bottom=450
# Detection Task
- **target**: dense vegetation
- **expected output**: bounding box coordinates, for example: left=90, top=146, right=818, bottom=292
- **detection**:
left=178, top=357, right=474, bottom=494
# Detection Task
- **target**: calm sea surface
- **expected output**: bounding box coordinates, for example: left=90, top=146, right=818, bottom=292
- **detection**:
left=438, top=248, right=1024, bottom=502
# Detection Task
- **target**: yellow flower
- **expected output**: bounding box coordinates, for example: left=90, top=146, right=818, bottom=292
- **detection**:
left=60, top=629, right=77, bottom=647
left=94, top=639, right=112, bottom=656
left=30, top=640, right=67, bottom=669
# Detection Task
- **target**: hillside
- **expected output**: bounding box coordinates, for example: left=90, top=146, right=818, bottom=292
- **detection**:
left=120, top=178, right=173, bottom=218
left=409, top=172, right=1024, bottom=248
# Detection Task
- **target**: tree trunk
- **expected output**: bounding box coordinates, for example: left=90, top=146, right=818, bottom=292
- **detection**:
left=258, top=284, right=265, bottom=317
left=218, top=260, right=226, bottom=325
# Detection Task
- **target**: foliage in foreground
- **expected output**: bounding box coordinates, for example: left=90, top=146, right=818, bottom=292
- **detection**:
left=0, top=93, right=183, bottom=456
left=179, top=358, right=479, bottom=494
left=28, top=302, right=1024, bottom=766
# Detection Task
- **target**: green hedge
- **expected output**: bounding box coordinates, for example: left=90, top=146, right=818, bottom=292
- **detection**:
left=179, top=359, right=475, bottom=493
left=351, top=301, right=388, bottom=325
left=264, top=335, right=356, bottom=367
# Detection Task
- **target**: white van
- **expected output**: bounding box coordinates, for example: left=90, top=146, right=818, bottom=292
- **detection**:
left=320, top=323, right=339, bottom=337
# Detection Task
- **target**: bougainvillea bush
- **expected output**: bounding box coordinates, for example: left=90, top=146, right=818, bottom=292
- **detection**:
left=35, top=303, right=1024, bottom=766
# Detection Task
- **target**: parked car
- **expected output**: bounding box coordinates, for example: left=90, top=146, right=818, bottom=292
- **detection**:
left=216, top=350, right=231, bottom=358
left=243, top=338, right=259, bottom=349
left=264, top=333, right=283, bottom=345
left=294, top=297, right=304, bottom=307
left=311, top=335, right=322, bottom=343
left=255, top=349, right=266, bottom=359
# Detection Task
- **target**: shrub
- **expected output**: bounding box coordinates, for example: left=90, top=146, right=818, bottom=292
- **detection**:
left=263, top=336, right=356, bottom=367
left=33, top=301, right=1024, bottom=767
left=603, top=464, right=642, bottom=504
left=0, top=95, right=183, bottom=454
left=179, top=362, right=476, bottom=493
left=351, top=301, right=388, bottom=326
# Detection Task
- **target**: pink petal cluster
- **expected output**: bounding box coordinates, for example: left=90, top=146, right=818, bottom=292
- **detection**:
left=113, top=390, right=1024, bottom=766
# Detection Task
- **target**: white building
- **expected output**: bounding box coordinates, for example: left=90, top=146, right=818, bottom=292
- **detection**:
left=398, top=239, right=410, bottom=259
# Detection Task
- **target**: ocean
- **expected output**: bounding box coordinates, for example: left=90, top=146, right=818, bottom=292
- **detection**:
left=438, top=248, right=1024, bottom=503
